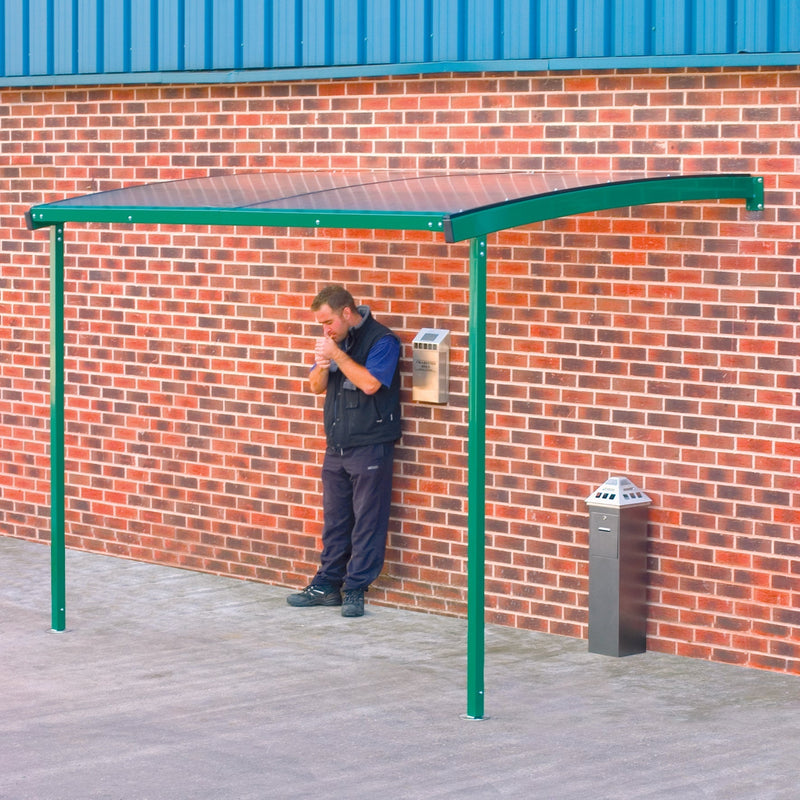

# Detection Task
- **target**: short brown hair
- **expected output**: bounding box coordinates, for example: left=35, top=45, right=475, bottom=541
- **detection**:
left=310, top=285, right=357, bottom=314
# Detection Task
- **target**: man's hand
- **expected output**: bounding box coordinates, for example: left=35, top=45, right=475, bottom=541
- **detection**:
left=314, top=336, right=333, bottom=369
left=309, top=337, right=334, bottom=394
left=312, top=334, right=382, bottom=396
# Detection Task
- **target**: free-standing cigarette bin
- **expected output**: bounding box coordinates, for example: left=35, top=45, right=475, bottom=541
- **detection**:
left=586, top=476, right=651, bottom=657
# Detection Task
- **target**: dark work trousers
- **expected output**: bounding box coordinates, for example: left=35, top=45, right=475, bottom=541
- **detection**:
left=314, top=442, right=395, bottom=592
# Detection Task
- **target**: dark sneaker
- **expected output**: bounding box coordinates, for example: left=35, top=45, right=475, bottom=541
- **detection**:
left=286, top=583, right=342, bottom=607
left=341, top=588, right=365, bottom=617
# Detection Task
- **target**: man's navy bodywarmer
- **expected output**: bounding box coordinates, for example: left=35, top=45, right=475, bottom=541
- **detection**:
left=323, top=310, right=401, bottom=450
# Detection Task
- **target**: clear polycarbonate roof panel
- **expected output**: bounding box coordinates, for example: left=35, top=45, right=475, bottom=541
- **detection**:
left=27, top=170, right=763, bottom=242
left=31, top=170, right=605, bottom=212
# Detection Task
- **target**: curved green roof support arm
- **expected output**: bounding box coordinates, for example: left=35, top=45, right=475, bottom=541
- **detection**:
left=443, top=174, right=764, bottom=242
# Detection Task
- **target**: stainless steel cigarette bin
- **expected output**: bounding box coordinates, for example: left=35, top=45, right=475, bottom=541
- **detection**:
left=586, top=476, right=651, bottom=657
left=412, top=328, right=450, bottom=404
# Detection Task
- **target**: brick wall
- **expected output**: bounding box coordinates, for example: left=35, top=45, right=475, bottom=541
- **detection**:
left=1, top=68, right=798, bottom=672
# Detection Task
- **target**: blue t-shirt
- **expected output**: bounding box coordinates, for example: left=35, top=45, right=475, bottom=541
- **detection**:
left=313, top=333, right=399, bottom=388
left=363, top=334, right=400, bottom=388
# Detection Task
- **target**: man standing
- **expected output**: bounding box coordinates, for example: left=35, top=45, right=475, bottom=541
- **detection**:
left=287, top=285, right=402, bottom=617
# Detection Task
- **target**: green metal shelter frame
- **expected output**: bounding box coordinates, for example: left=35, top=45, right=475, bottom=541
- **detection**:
left=27, top=170, right=764, bottom=719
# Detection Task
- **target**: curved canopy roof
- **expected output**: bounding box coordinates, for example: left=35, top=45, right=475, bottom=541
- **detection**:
left=28, top=170, right=763, bottom=242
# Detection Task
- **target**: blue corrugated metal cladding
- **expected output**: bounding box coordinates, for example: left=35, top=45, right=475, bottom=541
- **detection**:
left=2, top=0, right=799, bottom=84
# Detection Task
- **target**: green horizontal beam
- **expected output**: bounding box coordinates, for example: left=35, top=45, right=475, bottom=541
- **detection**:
left=444, top=174, right=764, bottom=242
left=27, top=206, right=447, bottom=235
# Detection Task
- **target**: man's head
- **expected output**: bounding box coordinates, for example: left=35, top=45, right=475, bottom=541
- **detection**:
left=311, top=285, right=360, bottom=343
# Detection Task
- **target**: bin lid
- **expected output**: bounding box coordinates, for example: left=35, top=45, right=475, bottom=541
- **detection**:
left=586, top=476, right=652, bottom=507
left=412, top=328, right=451, bottom=348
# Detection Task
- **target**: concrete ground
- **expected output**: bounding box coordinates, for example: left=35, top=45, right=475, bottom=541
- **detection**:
left=1, top=535, right=798, bottom=800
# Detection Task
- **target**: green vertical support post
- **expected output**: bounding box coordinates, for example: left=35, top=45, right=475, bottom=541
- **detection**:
left=465, top=236, right=487, bottom=719
left=50, top=224, right=66, bottom=632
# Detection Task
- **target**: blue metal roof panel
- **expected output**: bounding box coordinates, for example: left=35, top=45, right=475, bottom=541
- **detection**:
left=501, top=0, right=533, bottom=59
left=3, top=0, right=800, bottom=85
left=104, top=0, right=130, bottom=74
left=575, top=0, right=608, bottom=59
left=397, top=0, right=429, bottom=62
left=76, top=0, right=99, bottom=74
left=694, top=0, right=732, bottom=55
left=652, top=0, right=687, bottom=55
left=272, top=0, right=299, bottom=68
left=613, top=0, right=648, bottom=57
left=776, top=1, right=800, bottom=51
left=29, top=0, right=50, bottom=74
left=540, top=0, right=574, bottom=59
left=301, top=0, right=325, bottom=66
left=364, top=0, right=394, bottom=63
